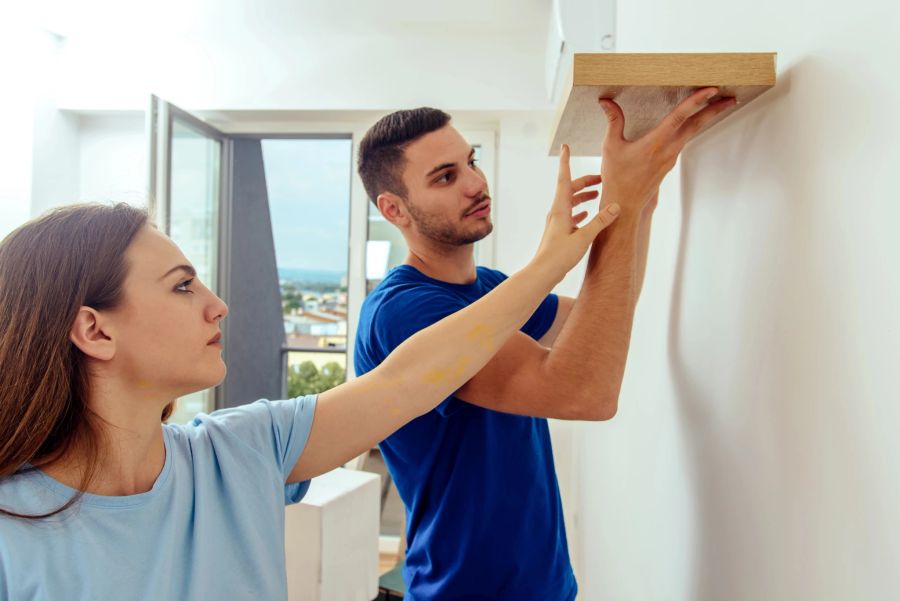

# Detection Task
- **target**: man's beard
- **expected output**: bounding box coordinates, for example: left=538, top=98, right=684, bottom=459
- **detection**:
left=405, top=196, right=493, bottom=246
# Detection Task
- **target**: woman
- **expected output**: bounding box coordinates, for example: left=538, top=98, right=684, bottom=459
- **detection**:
left=0, top=148, right=619, bottom=600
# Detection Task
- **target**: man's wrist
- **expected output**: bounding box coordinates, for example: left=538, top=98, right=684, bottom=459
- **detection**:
left=599, top=198, right=642, bottom=230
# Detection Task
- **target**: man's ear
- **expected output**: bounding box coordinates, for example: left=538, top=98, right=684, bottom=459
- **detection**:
left=377, top=192, right=410, bottom=227
left=69, top=307, right=115, bottom=361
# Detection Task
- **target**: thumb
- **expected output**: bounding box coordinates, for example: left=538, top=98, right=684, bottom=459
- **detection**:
left=599, top=98, right=626, bottom=144
left=579, top=203, right=620, bottom=241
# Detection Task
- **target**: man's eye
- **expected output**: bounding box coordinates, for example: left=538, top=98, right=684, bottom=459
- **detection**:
left=469, top=158, right=479, bottom=168
left=436, top=172, right=454, bottom=184
left=175, top=278, right=195, bottom=293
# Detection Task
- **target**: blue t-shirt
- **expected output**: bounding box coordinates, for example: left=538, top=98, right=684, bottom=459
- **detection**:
left=0, top=396, right=317, bottom=601
left=354, top=265, right=576, bottom=601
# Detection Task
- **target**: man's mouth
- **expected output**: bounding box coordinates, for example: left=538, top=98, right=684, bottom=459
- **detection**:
left=465, top=199, right=491, bottom=218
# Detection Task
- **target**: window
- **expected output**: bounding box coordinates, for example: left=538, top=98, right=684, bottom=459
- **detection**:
left=262, top=137, right=353, bottom=397
left=165, top=117, right=223, bottom=425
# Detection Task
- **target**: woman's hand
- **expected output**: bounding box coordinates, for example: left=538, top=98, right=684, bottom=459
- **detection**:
left=533, top=143, right=621, bottom=279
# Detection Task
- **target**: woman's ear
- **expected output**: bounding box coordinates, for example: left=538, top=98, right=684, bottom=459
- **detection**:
left=69, top=307, right=115, bottom=361
left=377, top=192, right=410, bottom=227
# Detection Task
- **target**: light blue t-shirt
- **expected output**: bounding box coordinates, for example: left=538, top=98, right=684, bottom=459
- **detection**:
left=0, top=396, right=317, bottom=601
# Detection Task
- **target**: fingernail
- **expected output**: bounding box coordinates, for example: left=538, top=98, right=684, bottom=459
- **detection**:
left=607, top=203, right=620, bottom=215
left=705, top=88, right=719, bottom=100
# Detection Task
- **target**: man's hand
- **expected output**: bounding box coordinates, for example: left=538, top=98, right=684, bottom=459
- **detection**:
left=598, top=87, right=736, bottom=212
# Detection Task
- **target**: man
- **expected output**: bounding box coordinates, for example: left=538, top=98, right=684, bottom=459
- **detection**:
left=354, top=90, right=734, bottom=600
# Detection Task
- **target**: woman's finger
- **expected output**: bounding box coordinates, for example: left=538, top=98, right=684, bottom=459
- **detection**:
left=578, top=203, right=620, bottom=240
left=553, top=144, right=573, bottom=214
left=571, top=174, right=602, bottom=193
left=572, top=190, right=600, bottom=206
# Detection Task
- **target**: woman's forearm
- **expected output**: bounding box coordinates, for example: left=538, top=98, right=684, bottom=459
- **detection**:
left=375, top=256, right=562, bottom=419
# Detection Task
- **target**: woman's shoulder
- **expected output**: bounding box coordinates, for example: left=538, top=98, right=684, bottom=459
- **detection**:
left=0, top=470, right=63, bottom=530
left=164, top=397, right=317, bottom=467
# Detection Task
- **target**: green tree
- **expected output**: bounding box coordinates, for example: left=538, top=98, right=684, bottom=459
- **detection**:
left=287, top=360, right=347, bottom=397
left=317, top=361, right=346, bottom=391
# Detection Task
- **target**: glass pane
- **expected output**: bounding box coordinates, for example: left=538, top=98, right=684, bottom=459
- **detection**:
left=168, top=120, right=220, bottom=290
left=366, top=145, right=485, bottom=294
left=261, top=138, right=352, bottom=396
left=167, top=118, right=221, bottom=423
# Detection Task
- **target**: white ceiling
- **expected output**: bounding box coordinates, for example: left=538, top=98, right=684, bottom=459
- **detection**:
left=30, top=0, right=552, bottom=40
left=22, top=0, right=559, bottom=112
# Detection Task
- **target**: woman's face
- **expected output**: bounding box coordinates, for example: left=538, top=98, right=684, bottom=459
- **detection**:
left=108, top=226, right=228, bottom=399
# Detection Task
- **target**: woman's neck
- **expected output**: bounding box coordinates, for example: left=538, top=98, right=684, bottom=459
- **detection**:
left=43, top=382, right=171, bottom=496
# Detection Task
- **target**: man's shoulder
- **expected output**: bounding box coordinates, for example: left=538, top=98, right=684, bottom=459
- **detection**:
left=475, top=266, right=507, bottom=287
left=364, top=266, right=455, bottom=310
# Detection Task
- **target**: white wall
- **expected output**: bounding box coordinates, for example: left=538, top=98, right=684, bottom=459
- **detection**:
left=577, top=0, right=900, bottom=600
left=76, top=114, right=147, bottom=205
left=0, top=22, right=52, bottom=238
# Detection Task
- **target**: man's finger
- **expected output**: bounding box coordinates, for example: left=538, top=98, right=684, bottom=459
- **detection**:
left=572, top=210, right=589, bottom=225
left=656, top=87, right=719, bottom=139
left=674, top=97, right=737, bottom=148
left=598, top=99, right=625, bottom=145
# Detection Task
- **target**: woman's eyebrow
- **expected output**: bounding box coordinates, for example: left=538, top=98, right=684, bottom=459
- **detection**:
left=158, top=264, right=197, bottom=281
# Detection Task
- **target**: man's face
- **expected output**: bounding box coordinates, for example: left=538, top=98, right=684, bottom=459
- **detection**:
left=399, top=125, right=493, bottom=246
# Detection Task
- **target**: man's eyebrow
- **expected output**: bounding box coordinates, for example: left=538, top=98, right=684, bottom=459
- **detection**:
left=425, top=161, right=456, bottom=178
left=424, top=148, right=476, bottom=179
left=158, top=264, right=197, bottom=281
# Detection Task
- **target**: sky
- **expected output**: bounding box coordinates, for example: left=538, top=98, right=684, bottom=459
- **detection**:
left=261, top=138, right=352, bottom=274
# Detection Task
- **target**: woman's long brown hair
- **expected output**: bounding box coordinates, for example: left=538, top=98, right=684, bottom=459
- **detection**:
left=0, top=203, right=173, bottom=519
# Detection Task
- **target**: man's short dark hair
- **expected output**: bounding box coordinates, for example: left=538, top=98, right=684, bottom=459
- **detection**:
left=358, top=107, right=452, bottom=205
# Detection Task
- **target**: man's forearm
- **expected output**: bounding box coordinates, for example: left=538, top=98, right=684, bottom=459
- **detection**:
left=634, top=207, right=654, bottom=302
left=539, top=202, right=642, bottom=419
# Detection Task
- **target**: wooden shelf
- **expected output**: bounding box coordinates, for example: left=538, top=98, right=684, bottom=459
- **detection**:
left=549, top=53, right=777, bottom=156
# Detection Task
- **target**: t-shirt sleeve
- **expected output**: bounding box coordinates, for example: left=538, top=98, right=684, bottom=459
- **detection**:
left=196, top=395, right=317, bottom=503
left=524, top=292, right=559, bottom=341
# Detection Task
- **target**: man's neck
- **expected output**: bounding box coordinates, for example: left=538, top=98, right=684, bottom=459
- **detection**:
left=404, top=240, right=478, bottom=285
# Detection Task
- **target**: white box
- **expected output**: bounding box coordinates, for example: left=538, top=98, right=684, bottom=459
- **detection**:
left=285, top=468, right=381, bottom=601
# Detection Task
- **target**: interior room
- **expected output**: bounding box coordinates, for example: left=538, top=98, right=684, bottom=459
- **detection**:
left=1, top=0, right=898, bottom=599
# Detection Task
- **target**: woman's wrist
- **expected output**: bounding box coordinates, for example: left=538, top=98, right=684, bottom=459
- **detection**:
left=523, top=253, right=567, bottom=292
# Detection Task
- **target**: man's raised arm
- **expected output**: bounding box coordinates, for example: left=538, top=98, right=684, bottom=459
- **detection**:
left=455, top=88, right=736, bottom=420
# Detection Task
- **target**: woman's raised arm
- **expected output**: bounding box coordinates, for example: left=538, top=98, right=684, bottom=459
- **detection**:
left=289, top=146, right=620, bottom=482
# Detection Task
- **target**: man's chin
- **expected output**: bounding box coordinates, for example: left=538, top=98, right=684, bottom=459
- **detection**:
left=465, top=222, right=493, bottom=244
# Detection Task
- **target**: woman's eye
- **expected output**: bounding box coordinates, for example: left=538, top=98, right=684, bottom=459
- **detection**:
left=175, top=279, right=195, bottom=293
left=469, top=159, right=479, bottom=168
